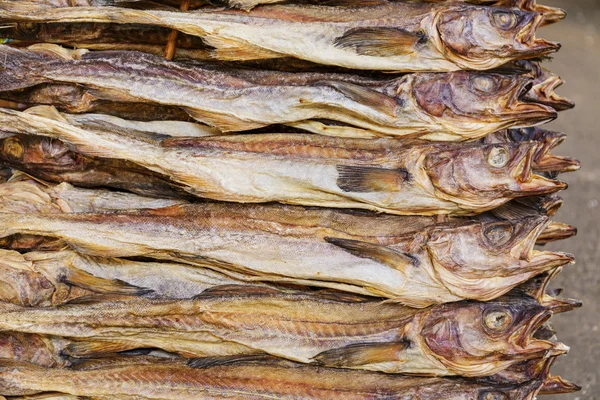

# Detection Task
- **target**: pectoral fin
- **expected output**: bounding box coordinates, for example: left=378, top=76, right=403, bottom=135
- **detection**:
left=312, top=341, right=410, bottom=368
left=61, top=268, right=153, bottom=297
left=334, top=27, right=425, bottom=57
left=325, top=237, right=418, bottom=270
left=320, top=80, right=398, bottom=117
left=64, top=340, right=139, bottom=358
left=336, top=165, right=409, bottom=192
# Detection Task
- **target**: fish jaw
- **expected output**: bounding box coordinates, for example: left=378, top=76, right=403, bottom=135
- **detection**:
left=537, top=221, right=577, bottom=244
left=527, top=70, right=575, bottom=112
left=514, top=173, right=567, bottom=197
left=499, top=78, right=558, bottom=128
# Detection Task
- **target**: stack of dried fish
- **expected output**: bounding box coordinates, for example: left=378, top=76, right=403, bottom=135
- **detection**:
left=0, top=0, right=581, bottom=398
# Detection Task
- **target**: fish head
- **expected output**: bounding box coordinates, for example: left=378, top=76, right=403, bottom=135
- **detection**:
left=0, top=134, right=79, bottom=169
left=424, top=142, right=566, bottom=207
left=421, top=295, right=567, bottom=375
left=0, top=249, right=55, bottom=307
left=412, top=72, right=557, bottom=134
left=434, top=6, right=559, bottom=68
left=426, top=217, right=574, bottom=299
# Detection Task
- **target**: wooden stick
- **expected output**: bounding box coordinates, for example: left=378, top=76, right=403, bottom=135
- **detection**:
left=164, top=0, right=191, bottom=60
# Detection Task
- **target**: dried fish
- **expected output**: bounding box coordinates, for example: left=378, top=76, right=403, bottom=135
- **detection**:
left=0, top=106, right=567, bottom=215
left=0, top=197, right=574, bottom=305
left=0, top=356, right=553, bottom=399
left=0, top=1, right=560, bottom=71
left=0, top=45, right=558, bottom=139
left=0, top=286, right=571, bottom=377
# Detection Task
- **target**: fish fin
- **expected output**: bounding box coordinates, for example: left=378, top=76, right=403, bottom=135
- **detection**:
left=61, top=268, right=154, bottom=297
left=0, top=45, right=48, bottom=91
left=64, top=340, right=138, bottom=358
left=336, top=165, right=409, bottom=192
left=319, top=80, right=398, bottom=118
left=325, top=237, right=417, bottom=270
left=334, top=27, right=424, bottom=57
left=194, top=284, right=283, bottom=299
left=187, top=355, right=279, bottom=369
left=184, top=107, right=267, bottom=132
left=312, top=341, right=410, bottom=368
left=23, top=104, right=69, bottom=123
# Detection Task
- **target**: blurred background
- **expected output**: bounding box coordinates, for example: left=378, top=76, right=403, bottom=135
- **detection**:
left=535, top=1, right=599, bottom=399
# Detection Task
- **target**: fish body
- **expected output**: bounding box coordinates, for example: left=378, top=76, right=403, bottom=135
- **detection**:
left=0, top=2, right=559, bottom=71
left=0, top=199, right=573, bottom=305
left=0, top=45, right=557, bottom=139
left=0, top=289, right=568, bottom=377
left=0, top=107, right=566, bottom=215
left=0, top=356, right=548, bottom=399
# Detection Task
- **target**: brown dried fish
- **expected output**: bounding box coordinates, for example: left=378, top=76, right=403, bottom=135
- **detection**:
left=0, top=286, right=571, bottom=377
left=0, top=2, right=560, bottom=71
left=0, top=355, right=552, bottom=399
left=0, top=45, right=558, bottom=139
left=0, top=197, right=574, bottom=305
left=0, top=106, right=567, bottom=215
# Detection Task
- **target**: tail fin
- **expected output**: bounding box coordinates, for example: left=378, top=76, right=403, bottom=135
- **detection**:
left=0, top=45, right=48, bottom=92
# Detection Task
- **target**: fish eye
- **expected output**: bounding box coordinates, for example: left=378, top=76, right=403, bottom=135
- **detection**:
left=487, top=146, right=510, bottom=168
left=492, top=10, right=519, bottom=30
left=483, top=308, right=513, bottom=331
left=470, top=75, right=498, bottom=93
left=2, top=137, right=24, bottom=160
left=483, top=222, right=514, bottom=247
left=479, top=391, right=508, bottom=400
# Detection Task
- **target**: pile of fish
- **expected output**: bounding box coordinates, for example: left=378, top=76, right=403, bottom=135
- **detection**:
left=0, top=0, right=581, bottom=398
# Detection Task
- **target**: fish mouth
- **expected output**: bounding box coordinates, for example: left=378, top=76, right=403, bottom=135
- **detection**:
left=527, top=74, right=575, bottom=112
left=515, top=13, right=561, bottom=55
left=502, top=81, right=557, bottom=125
left=531, top=131, right=581, bottom=173
left=537, top=222, right=578, bottom=244
left=534, top=153, right=581, bottom=173
left=541, top=375, right=582, bottom=394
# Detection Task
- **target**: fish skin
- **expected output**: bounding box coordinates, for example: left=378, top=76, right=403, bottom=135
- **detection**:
left=0, top=357, right=547, bottom=399
left=0, top=107, right=566, bottom=215
left=0, top=2, right=560, bottom=72
left=0, top=288, right=569, bottom=377
left=0, top=198, right=574, bottom=305
left=0, top=45, right=558, bottom=140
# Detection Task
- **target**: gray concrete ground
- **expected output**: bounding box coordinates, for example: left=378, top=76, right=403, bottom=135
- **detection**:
left=530, top=1, right=599, bottom=398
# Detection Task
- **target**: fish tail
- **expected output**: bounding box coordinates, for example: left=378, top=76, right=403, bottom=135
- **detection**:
left=0, top=45, right=48, bottom=92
